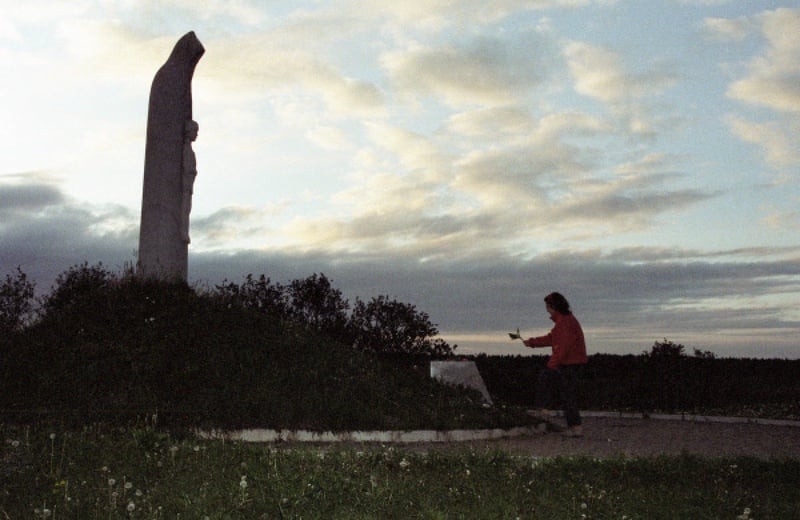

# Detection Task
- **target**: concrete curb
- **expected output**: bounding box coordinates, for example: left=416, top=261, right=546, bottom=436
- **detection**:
left=197, top=425, right=542, bottom=443
left=196, top=412, right=800, bottom=444
left=563, top=410, right=800, bottom=428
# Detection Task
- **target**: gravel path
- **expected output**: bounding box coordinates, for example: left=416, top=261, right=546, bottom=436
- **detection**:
left=445, top=416, right=800, bottom=459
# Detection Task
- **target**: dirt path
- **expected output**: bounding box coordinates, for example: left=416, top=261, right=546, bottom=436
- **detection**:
left=440, top=416, right=800, bottom=459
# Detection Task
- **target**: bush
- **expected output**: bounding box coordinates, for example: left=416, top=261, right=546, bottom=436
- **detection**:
left=285, top=273, right=350, bottom=343
left=350, top=295, right=455, bottom=356
left=214, top=274, right=288, bottom=318
left=38, top=262, right=115, bottom=316
left=213, top=273, right=455, bottom=356
left=0, top=267, right=35, bottom=337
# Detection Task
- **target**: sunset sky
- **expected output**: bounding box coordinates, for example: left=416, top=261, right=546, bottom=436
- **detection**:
left=1, top=1, right=798, bottom=358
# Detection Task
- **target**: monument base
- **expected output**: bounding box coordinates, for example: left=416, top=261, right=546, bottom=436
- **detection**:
left=430, top=360, right=493, bottom=405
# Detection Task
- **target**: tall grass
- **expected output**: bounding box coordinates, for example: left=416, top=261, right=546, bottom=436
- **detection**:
left=2, top=424, right=798, bottom=518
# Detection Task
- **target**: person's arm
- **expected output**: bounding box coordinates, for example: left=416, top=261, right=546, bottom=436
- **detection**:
left=523, top=332, right=552, bottom=348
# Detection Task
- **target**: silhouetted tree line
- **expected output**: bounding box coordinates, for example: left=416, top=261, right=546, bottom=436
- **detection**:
left=472, top=339, right=800, bottom=416
left=0, top=264, right=455, bottom=356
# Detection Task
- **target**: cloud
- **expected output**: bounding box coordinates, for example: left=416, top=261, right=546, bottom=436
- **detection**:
left=446, top=106, right=535, bottom=137
left=727, top=116, right=800, bottom=173
left=382, top=32, right=556, bottom=107
left=677, top=0, right=732, bottom=6
left=337, top=0, right=591, bottom=30
left=133, top=0, right=268, bottom=27
left=199, top=33, right=384, bottom=118
left=564, top=41, right=677, bottom=135
left=701, top=16, right=754, bottom=42
left=727, top=8, right=800, bottom=114
left=0, top=180, right=64, bottom=215
left=565, top=42, right=674, bottom=104
left=0, top=179, right=138, bottom=289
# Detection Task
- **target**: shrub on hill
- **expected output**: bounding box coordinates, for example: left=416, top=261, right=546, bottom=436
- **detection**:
left=215, top=272, right=456, bottom=356
left=0, top=266, right=35, bottom=338
left=0, top=264, right=522, bottom=430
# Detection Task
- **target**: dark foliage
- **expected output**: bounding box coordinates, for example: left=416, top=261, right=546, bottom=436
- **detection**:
left=215, top=272, right=455, bottom=356
left=0, top=265, right=513, bottom=430
left=0, top=266, right=35, bottom=338
left=349, top=295, right=454, bottom=355
left=214, top=273, right=288, bottom=318
left=473, top=342, right=800, bottom=418
left=285, top=273, right=351, bottom=343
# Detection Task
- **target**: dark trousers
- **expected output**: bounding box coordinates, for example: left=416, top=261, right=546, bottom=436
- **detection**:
left=534, top=365, right=583, bottom=427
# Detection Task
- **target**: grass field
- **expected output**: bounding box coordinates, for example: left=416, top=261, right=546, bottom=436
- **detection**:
left=3, top=424, right=799, bottom=519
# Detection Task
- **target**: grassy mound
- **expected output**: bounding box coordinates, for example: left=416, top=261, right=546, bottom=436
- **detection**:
left=1, top=278, right=533, bottom=431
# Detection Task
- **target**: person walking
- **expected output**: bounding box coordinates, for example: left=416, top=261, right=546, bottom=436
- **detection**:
left=522, top=292, right=588, bottom=436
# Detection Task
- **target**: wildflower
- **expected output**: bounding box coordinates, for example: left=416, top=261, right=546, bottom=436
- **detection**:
left=399, top=457, right=410, bottom=469
left=108, top=478, right=116, bottom=487
left=11, top=440, right=19, bottom=448
left=127, top=501, right=136, bottom=513
left=124, top=481, right=133, bottom=490
left=49, top=433, right=56, bottom=440
left=240, top=476, right=248, bottom=489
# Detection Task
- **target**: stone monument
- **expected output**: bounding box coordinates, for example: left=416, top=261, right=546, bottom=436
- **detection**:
left=430, top=360, right=494, bottom=405
left=138, top=31, right=205, bottom=281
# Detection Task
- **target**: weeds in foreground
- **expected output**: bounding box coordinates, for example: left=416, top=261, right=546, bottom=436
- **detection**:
left=2, top=425, right=798, bottom=519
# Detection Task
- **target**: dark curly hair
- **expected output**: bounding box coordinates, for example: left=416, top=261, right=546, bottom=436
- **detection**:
left=544, top=292, right=572, bottom=315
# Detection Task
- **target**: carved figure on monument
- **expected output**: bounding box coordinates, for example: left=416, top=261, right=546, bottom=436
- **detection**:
left=181, top=119, right=199, bottom=244
left=138, top=31, right=204, bottom=281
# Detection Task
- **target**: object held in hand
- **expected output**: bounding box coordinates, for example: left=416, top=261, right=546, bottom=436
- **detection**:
left=508, top=328, right=522, bottom=340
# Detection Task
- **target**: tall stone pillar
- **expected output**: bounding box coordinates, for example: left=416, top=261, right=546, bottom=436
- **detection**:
left=138, top=31, right=205, bottom=281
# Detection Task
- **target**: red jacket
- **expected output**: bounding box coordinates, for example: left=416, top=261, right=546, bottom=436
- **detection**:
left=524, top=312, right=588, bottom=369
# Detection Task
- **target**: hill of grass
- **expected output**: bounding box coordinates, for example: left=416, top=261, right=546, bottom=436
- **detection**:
left=0, top=277, right=534, bottom=431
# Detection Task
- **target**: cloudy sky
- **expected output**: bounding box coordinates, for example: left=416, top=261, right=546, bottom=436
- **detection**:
left=1, top=1, right=799, bottom=358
